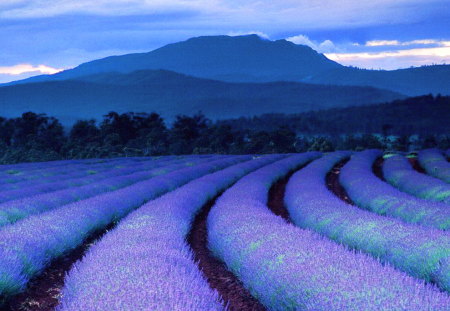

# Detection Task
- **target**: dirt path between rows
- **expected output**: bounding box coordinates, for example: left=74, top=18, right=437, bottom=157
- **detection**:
left=325, top=159, right=354, bottom=205
left=3, top=223, right=117, bottom=311
left=372, top=157, right=386, bottom=181
left=408, top=157, right=427, bottom=173
left=187, top=168, right=305, bottom=311
left=267, top=172, right=295, bottom=223
left=187, top=195, right=266, bottom=311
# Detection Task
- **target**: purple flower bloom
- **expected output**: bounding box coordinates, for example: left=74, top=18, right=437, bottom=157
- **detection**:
left=208, top=153, right=450, bottom=310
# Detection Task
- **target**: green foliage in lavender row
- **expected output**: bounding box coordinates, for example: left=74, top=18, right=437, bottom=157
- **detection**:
left=383, top=154, right=450, bottom=204
left=340, top=150, right=450, bottom=230
left=58, top=155, right=283, bottom=311
left=207, top=154, right=450, bottom=310
left=285, top=152, right=450, bottom=292
left=0, top=156, right=211, bottom=227
left=419, top=149, right=450, bottom=183
left=0, top=156, right=249, bottom=301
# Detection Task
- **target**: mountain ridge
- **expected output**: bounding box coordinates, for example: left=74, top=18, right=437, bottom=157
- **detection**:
left=4, top=34, right=450, bottom=96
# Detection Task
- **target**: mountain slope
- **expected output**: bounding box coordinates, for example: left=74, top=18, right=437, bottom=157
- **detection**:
left=6, top=35, right=450, bottom=96
left=306, top=65, right=450, bottom=96
left=6, top=35, right=342, bottom=84
left=0, top=70, right=403, bottom=124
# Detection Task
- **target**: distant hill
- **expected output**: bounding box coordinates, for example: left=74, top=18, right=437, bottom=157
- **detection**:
left=0, top=70, right=402, bottom=125
left=6, top=35, right=450, bottom=96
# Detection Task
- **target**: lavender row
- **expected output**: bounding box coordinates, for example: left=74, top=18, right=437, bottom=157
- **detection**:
left=0, top=155, right=249, bottom=300
left=383, top=154, right=450, bottom=204
left=0, top=158, right=106, bottom=173
left=0, top=155, right=211, bottom=191
left=0, top=156, right=165, bottom=186
left=57, top=155, right=282, bottom=311
left=285, top=152, right=450, bottom=292
left=207, top=154, right=450, bottom=310
left=419, top=149, right=450, bottom=183
left=0, top=157, right=159, bottom=193
left=0, top=156, right=195, bottom=203
left=0, top=156, right=215, bottom=227
left=340, top=150, right=450, bottom=230
left=0, top=156, right=168, bottom=173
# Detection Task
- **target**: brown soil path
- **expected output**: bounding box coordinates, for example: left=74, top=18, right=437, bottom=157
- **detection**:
left=408, top=157, right=426, bottom=173
left=187, top=196, right=266, bottom=311
left=372, top=157, right=386, bottom=181
left=187, top=168, right=305, bottom=311
left=325, top=159, right=354, bottom=205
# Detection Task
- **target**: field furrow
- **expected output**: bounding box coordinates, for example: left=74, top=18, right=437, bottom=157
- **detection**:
left=285, top=151, right=450, bottom=292
left=56, top=155, right=281, bottom=311
left=419, top=149, right=450, bottom=183
left=207, top=153, right=450, bottom=310
left=0, top=155, right=249, bottom=304
left=340, top=150, right=450, bottom=230
left=383, top=154, right=450, bottom=203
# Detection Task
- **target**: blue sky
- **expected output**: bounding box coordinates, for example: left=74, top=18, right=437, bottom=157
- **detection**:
left=0, top=0, right=449, bottom=83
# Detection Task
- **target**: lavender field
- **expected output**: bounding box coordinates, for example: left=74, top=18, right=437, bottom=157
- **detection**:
left=0, top=150, right=449, bottom=311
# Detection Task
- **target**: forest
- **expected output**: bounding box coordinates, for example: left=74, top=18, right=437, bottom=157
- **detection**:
left=0, top=95, right=448, bottom=164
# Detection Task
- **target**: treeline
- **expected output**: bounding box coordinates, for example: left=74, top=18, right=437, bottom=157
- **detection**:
left=220, top=94, right=450, bottom=136
left=0, top=95, right=449, bottom=164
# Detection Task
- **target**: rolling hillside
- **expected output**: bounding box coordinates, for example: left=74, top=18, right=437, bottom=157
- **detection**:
left=0, top=70, right=402, bottom=124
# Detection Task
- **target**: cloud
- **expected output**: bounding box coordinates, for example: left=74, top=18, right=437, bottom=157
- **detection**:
left=0, top=64, right=63, bottom=75
left=1, top=0, right=448, bottom=33
left=227, top=31, right=270, bottom=39
left=326, top=45, right=450, bottom=69
left=286, top=34, right=338, bottom=53
left=365, top=39, right=446, bottom=47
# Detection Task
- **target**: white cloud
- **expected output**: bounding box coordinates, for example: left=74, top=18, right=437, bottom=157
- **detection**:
left=365, top=39, right=446, bottom=47
left=366, top=40, right=401, bottom=47
left=0, top=64, right=63, bottom=75
left=286, top=35, right=338, bottom=53
left=227, top=31, right=270, bottom=39
left=326, top=45, right=450, bottom=69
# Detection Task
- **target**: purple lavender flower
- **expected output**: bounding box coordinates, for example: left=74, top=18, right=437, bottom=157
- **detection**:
left=419, top=149, right=450, bottom=183
left=208, top=153, right=450, bottom=310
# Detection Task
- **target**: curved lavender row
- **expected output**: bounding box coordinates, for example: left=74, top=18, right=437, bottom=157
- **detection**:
left=0, top=156, right=214, bottom=227
left=0, top=158, right=101, bottom=173
left=383, top=154, right=450, bottom=204
left=419, top=149, right=450, bottom=183
left=0, top=156, right=163, bottom=173
left=0, top=155, right=210, bottom=191
left=0, top=156, right=166, bottom=185
left=58, top=155, right=282, bottom=311
left=0, top=156, right=191, bottom=203
left=285, top=152, right=450, bottom=292
left=0, top=158, right=156, bottom=192
left=340, top=150, right=450, bottom=230
left=0, top=155, right=249, bottom=299
left=207, top=154, right=450, bottom=310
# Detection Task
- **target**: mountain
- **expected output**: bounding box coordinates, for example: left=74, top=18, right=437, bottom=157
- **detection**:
left=9, top=34, right=342, bottom=85
left=6, top=35, right=450, bottom=96
left=0, top=70, right=402, bottom=125
left=305, top=65, right=450, bottom=96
